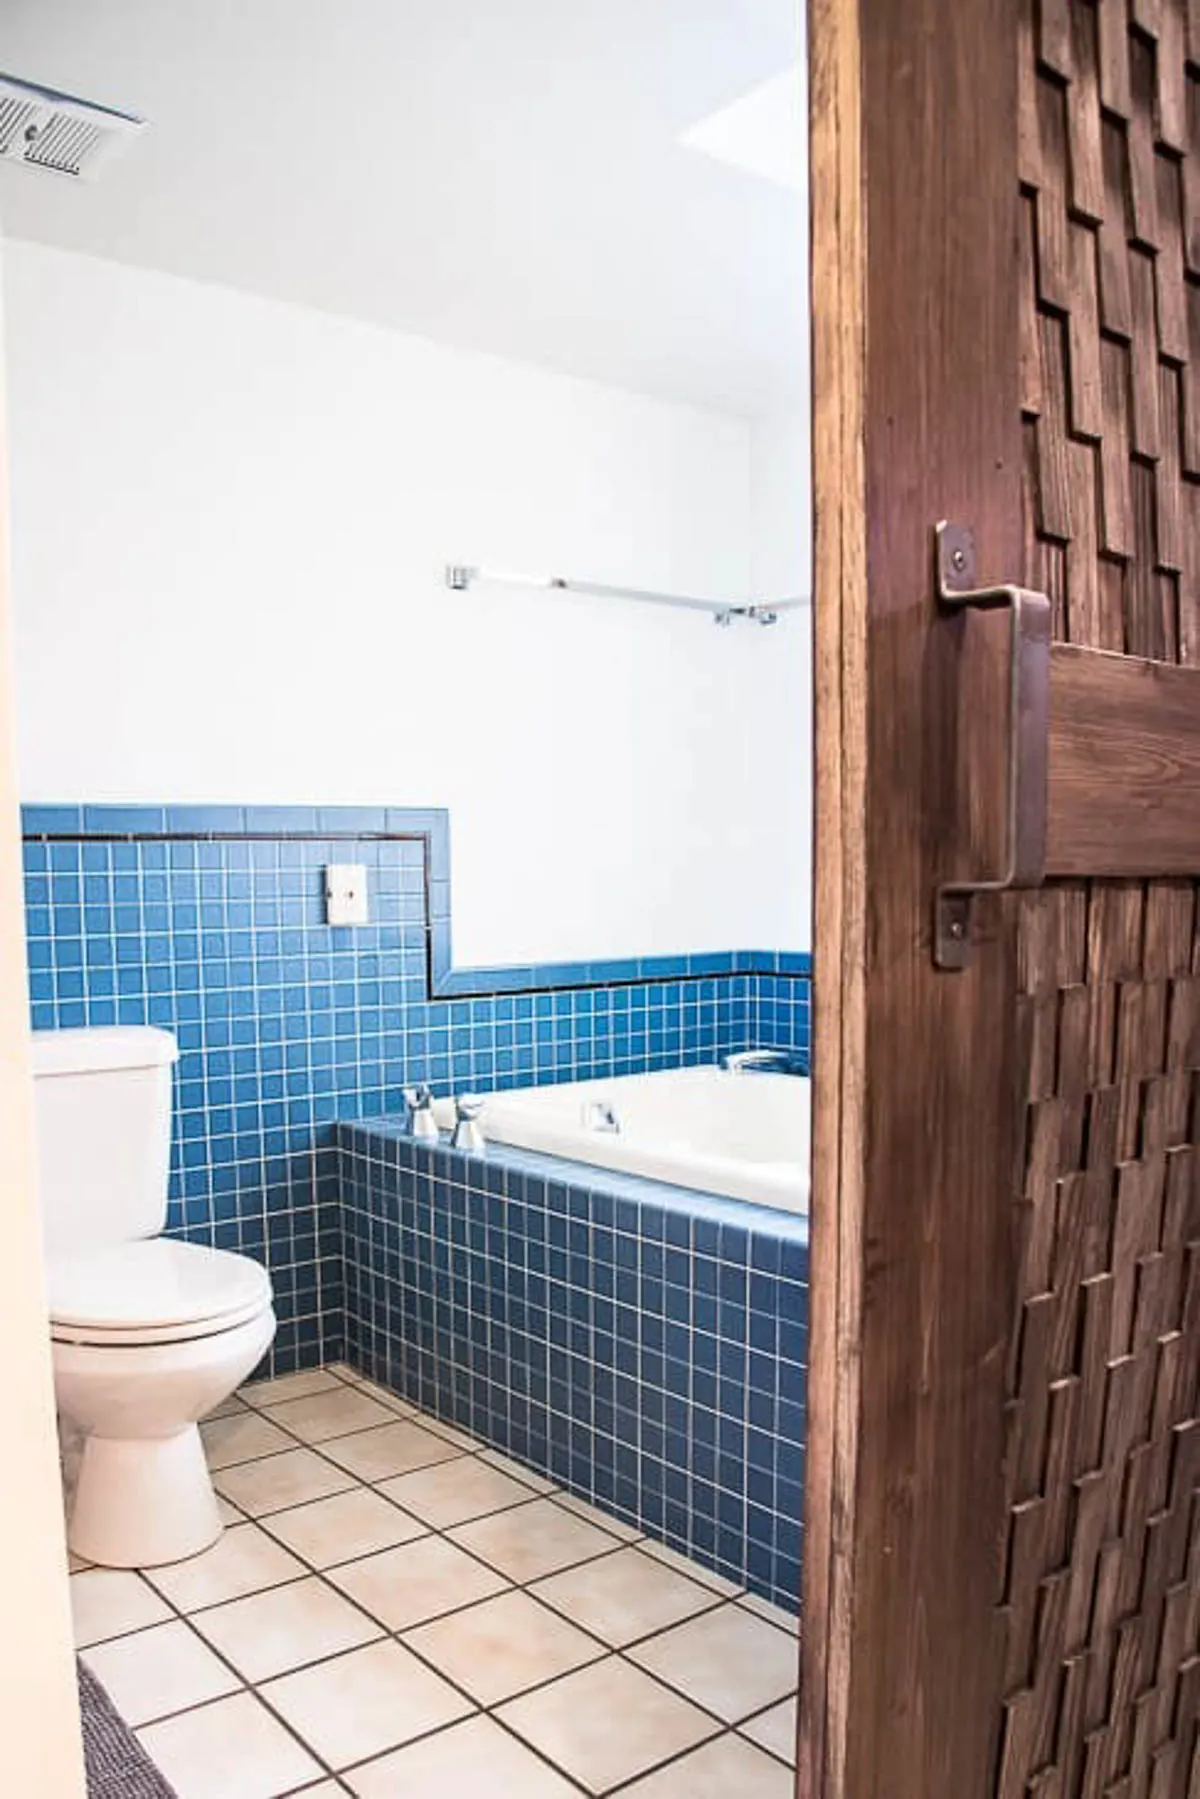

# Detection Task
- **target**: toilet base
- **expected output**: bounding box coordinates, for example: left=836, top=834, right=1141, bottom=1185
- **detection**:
left=69, top=1424, right=222, bottom=1568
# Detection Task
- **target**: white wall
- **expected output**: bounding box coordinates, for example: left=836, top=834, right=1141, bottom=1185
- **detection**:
left=4, top=242, right=810, bottom=962
left=751, top=408, right=812, bottom=946
left=0, top=269, right=86, bottom=1799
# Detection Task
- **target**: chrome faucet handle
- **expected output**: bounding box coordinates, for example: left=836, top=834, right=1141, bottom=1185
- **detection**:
left=583, top=1099, right=621, bottom=1134
left=451, top=1093, right=486, bottom=1152
left=402, top=1082, right=438, bottom=1140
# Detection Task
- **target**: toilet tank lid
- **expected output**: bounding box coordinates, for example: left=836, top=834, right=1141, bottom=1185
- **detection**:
left=30, top=1025, right=179, bottom=1078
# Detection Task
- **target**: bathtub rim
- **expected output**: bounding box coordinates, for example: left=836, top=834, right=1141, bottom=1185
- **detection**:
left=430, top=1062, right=810, bottom=1217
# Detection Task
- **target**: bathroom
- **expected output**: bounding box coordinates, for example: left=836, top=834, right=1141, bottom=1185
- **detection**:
left=6, top=0, right=1196, bottom=1793
left=0, top=2, right=812, bottom=1796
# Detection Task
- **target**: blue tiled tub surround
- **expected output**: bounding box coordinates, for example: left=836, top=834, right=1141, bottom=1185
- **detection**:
left=22, top=803, right=811, bottom=1375
left=338, top=1120, right=808, bottom=1610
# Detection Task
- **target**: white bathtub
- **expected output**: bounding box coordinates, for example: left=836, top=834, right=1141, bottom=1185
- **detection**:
left=436, top=1064, right=809, bottom=1214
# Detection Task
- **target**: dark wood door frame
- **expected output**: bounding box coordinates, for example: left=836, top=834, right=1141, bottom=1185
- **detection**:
left=802, top=1, right=1024, bottom=1791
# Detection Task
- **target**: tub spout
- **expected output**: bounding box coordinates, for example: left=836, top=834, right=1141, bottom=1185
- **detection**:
left=722, top=1049, right=805, bottom=1076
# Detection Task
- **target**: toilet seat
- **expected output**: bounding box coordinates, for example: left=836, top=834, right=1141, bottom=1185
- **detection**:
left=49, top=1239, right=273, bottom=1347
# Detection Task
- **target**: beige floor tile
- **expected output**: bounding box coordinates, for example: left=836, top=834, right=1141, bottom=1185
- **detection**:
left=82, top=1619, right=241, bottom=1725
left=200, top=1410, right=294, bottom=1470
left=266, top=1387, right=398, bottom=1443
left=240, top=1368, right=344, bottom=1409
left=216, top=1494, right=244, bottom=1525
left=739, top=1591, right=800, bottom=1634
left=416, top=1415, right=480, bottom=1451
left=320, top=1420, right=465, bottom=1482
left=628, top=1604, right=799, bottom=1724
left=476, top=1449, right=556, bottom=1494
left=618, top=1731, right=795, bottom=1798
left=635, top=1540, right=743, bottom=1597
left=497, top=1655, right=718, bottom=1794
left=530, top=1545, right=721, bottom=1648
left=740, top=1696, right=798, bottom=1766
left=377, top=1456, right=538, bottom=1529
left=335, top=1374, right=414, bottom=1416
left=345, top=1714, right=580, bottom=1798
left=71, top=1568, right=172, bottom=1647
left=145, top=1521, right=307, bottom=1612
left=190, top=1574, right=382, bottom=1682
left=138, top=1690, right=322, bottom=1799
left=262, top=1637, right=472, bottom=1769
left=214, top=1446, right=358, bottom=1516
left=551, top=1492, right=642, bottom=1542
left=262, top=1487, right=428, bottom=1567
left=449, top=1496, right=620, bottom=1584
left=318, top=1410, right=464, bottom=1482
left=328, top=1535, right=508, bottom=1632
left=405, top=1588, right=604, bottom=1705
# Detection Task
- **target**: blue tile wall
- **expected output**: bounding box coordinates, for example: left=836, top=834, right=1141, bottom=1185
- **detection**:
left=22, top=806, right=811, bottom=1376
left=338, top=1121, right=807, bottom=1611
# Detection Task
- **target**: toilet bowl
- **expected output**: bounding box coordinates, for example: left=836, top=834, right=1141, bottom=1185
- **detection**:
left=50, top=1238, right=275, bottom=1566
left=31, top=1026, right=277, bottom=1568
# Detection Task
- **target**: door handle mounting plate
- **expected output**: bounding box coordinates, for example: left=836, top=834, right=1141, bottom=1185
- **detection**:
left=933, top=522, right=1052, bottom=970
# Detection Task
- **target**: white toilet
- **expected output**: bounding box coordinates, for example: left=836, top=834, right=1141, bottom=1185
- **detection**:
left=32, top=1025, right=276, bottom=1569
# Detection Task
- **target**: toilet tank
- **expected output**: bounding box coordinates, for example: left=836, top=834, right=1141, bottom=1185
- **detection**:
left=30, top=1026, right=179, bottom=1259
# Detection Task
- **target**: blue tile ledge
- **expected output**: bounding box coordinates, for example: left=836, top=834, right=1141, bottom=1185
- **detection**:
left=336, top=1116, right=810, bottom=1255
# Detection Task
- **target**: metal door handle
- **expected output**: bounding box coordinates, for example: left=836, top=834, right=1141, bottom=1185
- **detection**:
left=933, top=522, right=1052, bottom=969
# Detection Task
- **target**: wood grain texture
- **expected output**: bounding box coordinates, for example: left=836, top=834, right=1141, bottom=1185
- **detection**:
left=805, top=5, right=1200, bottom=1795
left=1046, top=647, right=1200, bottom=876
left=1001, top=4, right=1200, bottom=1793
left=802, top=0, right=1022, bottom=1792
left=798, top=0, right=866, bottom=1791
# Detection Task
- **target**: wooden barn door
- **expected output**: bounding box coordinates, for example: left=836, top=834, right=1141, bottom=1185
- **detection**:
left=801, top=2, right=1200, bottom=1797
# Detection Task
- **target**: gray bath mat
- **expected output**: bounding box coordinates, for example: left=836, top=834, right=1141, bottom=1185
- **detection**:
left=79, top=1661, right=178, bottom=1798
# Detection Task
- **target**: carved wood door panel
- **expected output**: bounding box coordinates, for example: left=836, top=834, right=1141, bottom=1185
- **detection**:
left=802, top=4, right=1200, bottom=1796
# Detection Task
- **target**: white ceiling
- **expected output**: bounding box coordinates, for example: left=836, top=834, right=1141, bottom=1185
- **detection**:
left=0, top=0, right=806, bottom=417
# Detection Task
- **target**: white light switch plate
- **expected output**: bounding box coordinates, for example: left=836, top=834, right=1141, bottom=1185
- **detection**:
left=324, top=863, right=369, bottom=926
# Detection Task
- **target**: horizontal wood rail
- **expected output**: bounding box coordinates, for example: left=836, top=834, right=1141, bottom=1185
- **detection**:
left=1047, top=645, right=1200, bottom=878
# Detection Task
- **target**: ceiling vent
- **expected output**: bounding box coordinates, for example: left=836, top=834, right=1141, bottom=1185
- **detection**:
left=0, top=73, right=146, bottom=181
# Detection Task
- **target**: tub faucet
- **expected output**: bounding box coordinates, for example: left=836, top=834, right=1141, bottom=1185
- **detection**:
left=722, top=1049, right=804, bottom=1075
left=402, top=1082, right=439, bottom=1141
left=451, top=1093, right=486, bottom=1152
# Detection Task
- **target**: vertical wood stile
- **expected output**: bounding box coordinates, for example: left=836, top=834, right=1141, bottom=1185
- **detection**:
left=799, top=0, right=865, bottom=1791
left=803, top=0, right=1022, bottom=1791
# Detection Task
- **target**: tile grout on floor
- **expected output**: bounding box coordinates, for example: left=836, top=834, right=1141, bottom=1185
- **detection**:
left=70, top=1361, right=799, bottom=1799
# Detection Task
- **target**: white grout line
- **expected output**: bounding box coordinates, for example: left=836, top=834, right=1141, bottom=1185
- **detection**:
left=76, top=1367, right=800, bottom=1794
